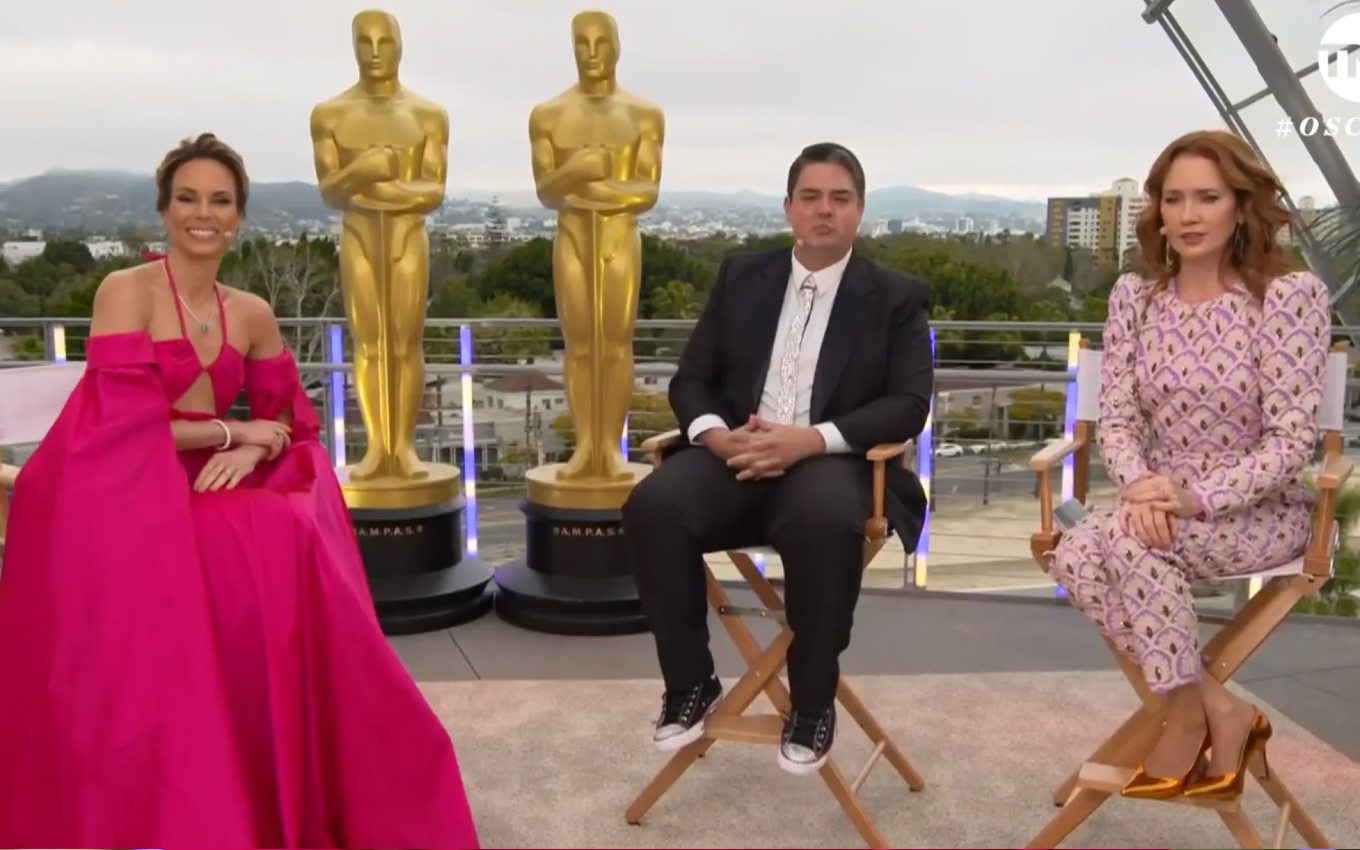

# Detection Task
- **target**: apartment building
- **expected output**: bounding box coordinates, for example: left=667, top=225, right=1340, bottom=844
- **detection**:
left=1045, top=178, right=1147, bottom=265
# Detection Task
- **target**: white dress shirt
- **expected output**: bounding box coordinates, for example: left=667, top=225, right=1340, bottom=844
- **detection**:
left=686, top=248, right=853, bottom=454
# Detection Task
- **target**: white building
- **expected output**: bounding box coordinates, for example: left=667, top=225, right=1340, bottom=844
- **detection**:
left=1105, top=177, right=1148, bottom=262
left=1, top=241, right=44, bottom=266
left=2, top=238, right=135, bottom=266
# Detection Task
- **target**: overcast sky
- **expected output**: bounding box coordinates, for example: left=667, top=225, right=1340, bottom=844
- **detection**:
left=0, top=0, right=1356, bottom=202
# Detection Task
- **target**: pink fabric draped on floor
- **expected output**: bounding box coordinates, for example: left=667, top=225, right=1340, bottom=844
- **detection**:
left=0, top=331, right=480, bottom=848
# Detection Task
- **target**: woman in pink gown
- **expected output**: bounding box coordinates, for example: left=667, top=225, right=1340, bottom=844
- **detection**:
left=0, top=133, right=481, bottom=848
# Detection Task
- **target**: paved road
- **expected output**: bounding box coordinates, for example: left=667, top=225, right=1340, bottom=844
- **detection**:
left=468, top=496, right=532, bottom=564
left=928, top=453, right=1105, bottom=506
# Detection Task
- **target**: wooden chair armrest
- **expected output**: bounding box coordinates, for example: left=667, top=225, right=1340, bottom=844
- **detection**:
left=863, top=441, right=914, bottom=540
left=865, top=441, right=911, bottom=463
left=0, top=463, right=13, bottom=543
left=640, top=429, right=683, bottom=455
left=1316, top=452, right=1354, bottom=491
left=1028, top=439, right=1086, bottom=570
left=1305, top=452, right=1354, bottom=577
left=1029, top=437, right=1084, bottom=471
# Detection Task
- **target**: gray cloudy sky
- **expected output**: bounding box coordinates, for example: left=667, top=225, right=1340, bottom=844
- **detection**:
left=0, top=0, right=1356, bottom=201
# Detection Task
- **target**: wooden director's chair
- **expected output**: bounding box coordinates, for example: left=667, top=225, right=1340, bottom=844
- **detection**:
left=1024, top=340, right=1351, bottom=850
left=623, top=429, right=927, bottom=849
left=0, top=361, right=84, bottom=549
left=0, top=464, right=15, bottom=547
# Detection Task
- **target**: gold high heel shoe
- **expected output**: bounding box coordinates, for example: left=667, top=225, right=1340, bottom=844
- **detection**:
left=1121, top=731, right=1211, bottom=800
left=1182, top=708, right=1273, bottom=801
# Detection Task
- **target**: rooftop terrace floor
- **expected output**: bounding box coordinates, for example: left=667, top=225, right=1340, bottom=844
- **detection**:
left=395, top=588, right=1360, bottom=849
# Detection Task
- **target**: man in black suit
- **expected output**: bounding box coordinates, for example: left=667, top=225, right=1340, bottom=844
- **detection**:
left=621, top=143, right=934, bottom=775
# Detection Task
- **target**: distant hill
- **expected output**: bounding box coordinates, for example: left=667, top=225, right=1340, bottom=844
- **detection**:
left=0, top=169, right=1045, bottom=233
left=441, top=185, right=1045, bottom=218
left=0, top=170, right=335, bottom=233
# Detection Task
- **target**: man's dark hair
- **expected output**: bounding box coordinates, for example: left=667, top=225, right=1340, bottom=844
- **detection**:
left=786, top=142, right=866, bottom=199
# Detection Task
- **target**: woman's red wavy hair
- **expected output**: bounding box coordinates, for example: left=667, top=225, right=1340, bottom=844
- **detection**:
left=1136, top=129, right=1297, bottom=300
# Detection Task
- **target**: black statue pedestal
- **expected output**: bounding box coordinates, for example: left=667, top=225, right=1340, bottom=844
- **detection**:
left=493, top=462, right=651, bottom=636
left=341, top=464, right=494, bottom=635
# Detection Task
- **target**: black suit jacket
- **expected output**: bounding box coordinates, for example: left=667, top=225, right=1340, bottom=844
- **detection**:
left=668, top=247, right=935, bottom=550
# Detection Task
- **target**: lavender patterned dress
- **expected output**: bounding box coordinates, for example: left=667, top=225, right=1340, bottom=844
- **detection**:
left=1049, top=270, right=1331, bottom=692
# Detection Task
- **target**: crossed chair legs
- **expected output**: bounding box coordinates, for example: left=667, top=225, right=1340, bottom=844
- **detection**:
left=1026, top=609, right=1334, bottom=850
left=624, top=550, right=926, bottom=850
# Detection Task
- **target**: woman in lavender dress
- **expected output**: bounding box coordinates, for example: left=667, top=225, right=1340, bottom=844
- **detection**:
left=1048, top=129, right=1331, bottom=801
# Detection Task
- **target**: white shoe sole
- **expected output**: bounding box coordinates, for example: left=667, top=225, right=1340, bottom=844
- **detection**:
left=777, top=748, right=829, bottom=776
left=652, top=693, right=722, bottom=752
left=654, top=720, right=707, bottom=752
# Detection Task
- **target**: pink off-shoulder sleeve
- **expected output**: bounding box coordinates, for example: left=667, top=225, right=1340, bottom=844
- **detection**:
left=244, top=350, right=323, bottom=444
left=1097, top=273, right=1152, bottom=488
left=1188, top=272, right=1332, bottom=518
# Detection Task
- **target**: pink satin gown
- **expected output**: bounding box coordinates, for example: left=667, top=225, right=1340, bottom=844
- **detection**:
left=0, top=265, right=481, bottom=848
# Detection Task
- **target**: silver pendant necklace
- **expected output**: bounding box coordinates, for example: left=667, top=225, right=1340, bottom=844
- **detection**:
left=178, top=289, right=217, bottom=335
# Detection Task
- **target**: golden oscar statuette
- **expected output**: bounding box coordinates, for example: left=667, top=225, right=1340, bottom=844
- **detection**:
left=492, top=9, right=662, bottom=636
left=310, top=8, right=457, bottom=511
left=312, top=9, right=493, bottom=633
left=523, top=8, right=661, bottom=511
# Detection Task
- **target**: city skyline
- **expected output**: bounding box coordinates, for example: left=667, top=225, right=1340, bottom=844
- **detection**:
left=0, top=165, right=1104, bottom=205
left=1, top=0, right=1354, bottom=203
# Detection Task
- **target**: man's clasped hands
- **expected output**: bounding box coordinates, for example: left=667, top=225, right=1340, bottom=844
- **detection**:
left=699, top=415, right=827, bottom=481
left=1118, top=471, right=1202, bottom=551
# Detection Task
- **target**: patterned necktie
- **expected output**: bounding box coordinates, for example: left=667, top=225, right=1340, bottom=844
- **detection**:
left=774, top=274, right=818, bottom=425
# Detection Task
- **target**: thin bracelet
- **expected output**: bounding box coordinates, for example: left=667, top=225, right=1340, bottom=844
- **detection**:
left=211, top=419, right=232, bottom=450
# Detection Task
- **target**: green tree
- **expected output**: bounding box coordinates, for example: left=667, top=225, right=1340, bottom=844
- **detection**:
left=0, top=279, right=40, bottom=317
left=41, top=239, right=96, bottom=274
left=429, top=277, right=483, bottom=319
left=1079, top=295, right=1110, bottom=325
left=639, top=234, right=715, bottom=310
left=646, top=279, right=703, bottom=320
left=742, top=233, right=796, bottom=252
left=8, top=257, right=71, bottom=311
left=473, top=237, right=555, bottom=316
left=486, top=197, right=508, bottom=252
left=220, top=236, right=341, bottom=362
left=882, top=243, right=1024, bottom=320
left=929, top=304, right=965, bottom=364
left=471, top=293, right=553, bottom=363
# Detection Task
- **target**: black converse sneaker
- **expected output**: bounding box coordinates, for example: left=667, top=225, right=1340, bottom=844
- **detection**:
left=651, top=675, right=722, bottom=751
left=778, top=705, right=836, bottom=776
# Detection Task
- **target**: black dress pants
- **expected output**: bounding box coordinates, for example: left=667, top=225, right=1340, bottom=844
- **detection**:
left=621, top=447, right=872, bottom=712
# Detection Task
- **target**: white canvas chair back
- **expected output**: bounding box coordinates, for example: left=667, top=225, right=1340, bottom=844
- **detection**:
left=1072, top=347, right=1349, bottom=431
left=1075, top=347, right=1102, bottom=423
left=0, top=361, right=82, bottom=544
left=1319, top=349, right=1351, bottom=432
left=0, top=362, right=83, bottom=447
